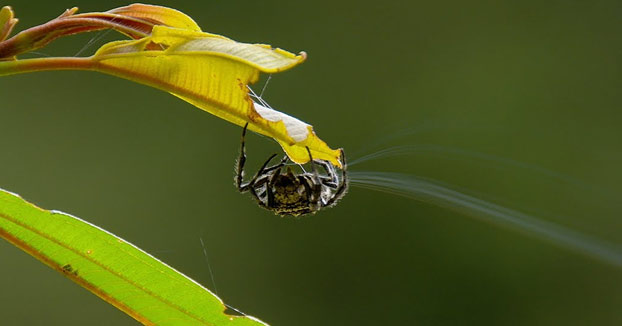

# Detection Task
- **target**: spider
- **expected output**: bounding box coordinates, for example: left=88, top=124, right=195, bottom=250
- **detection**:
left=235, top=123, right=348, bottom=217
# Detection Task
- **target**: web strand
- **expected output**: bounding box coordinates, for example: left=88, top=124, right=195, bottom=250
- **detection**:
left=350, top=171, right=622, bottom=268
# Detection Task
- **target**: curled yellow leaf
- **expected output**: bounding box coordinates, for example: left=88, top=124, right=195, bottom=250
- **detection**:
left=91, top=25, right=342, bottom=166
left=0, top=4, right=342, bottom=166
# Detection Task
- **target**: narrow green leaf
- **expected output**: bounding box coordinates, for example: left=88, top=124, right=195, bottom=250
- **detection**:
left=0, top=188, right=268, bottom=326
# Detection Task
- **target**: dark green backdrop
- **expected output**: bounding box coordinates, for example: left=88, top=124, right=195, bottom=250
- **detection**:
left=1, top=0, right=621, bottom=325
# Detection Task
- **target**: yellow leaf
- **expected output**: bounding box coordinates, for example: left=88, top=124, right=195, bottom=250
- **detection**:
left=106, top=3, right=201, bottom=32
left=0, top=6, right=18, bottom=43
left=0, top=5, right=342, bottom=166
left=91, top=25, right=342, bottom=167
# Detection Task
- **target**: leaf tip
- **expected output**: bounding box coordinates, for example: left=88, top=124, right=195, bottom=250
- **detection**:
left=58, top=6, right=79, bottom=18
left=0, top=6, right=18, bottom=42
left=298, top=50, right=307, bottom=62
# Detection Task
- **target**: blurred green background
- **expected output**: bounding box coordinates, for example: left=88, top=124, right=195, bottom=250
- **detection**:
left=1, top=0, right=622, bottom=325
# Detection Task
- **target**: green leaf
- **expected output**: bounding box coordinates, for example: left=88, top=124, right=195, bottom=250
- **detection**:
left=0, top=188, right=268, bottom=326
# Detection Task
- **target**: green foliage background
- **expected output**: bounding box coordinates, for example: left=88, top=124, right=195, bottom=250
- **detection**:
left=1, top=0, right=621, bottom=325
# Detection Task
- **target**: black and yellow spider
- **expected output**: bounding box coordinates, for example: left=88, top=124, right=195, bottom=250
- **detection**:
left=235, top=123, right=348, bottom=216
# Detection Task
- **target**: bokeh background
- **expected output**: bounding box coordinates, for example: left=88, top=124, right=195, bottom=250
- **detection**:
left=1, top=0, right=622, bottom=325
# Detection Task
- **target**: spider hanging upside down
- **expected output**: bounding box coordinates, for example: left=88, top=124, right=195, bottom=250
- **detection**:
left=235, top=123, right=348, bottom=217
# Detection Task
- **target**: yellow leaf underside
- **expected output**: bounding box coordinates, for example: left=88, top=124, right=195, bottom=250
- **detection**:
left=91, top=30, right=341, bottom=166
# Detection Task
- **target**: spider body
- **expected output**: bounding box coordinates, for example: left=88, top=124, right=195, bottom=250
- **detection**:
left=235, top=123, right=347, bottom=217
left=269, top=170, right=314, bottom=216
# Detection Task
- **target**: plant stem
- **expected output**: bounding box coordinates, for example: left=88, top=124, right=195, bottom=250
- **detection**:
left=0, top=57, right=95, bottom=76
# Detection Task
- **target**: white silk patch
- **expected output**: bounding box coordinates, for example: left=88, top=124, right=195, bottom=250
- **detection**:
left=253, top=102, right=310, bottom=142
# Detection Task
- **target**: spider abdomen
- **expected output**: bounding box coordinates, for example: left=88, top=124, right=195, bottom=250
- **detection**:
left=269, top=175, right=314, bottom=216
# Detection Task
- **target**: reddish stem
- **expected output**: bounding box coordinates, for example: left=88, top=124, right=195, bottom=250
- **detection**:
left=0, top=56, right=96, bottom=76
left=0, top=13, right=152, bottom=59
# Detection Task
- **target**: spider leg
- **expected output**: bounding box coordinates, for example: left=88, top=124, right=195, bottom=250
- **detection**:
left=266, top=164, right=286, bottom=207
left=315, top=160, right=337, bottom=182
left=248, top=183, right=269, bottom=209
left=253, top=154, right=288, bottom=186
left=305, top=147, right=323, bottom=210
left=324, top=149, right=349, bottom=207
left=314, top=159, right=340, bottom=188
left=262, top=155, right=289, bottom=174
left=245, top=153, right=278, bottom=187
left=253, top=175, right=271, bottom=188
left=269, top=166, right=284, bottom=187
left=319, top=176, right=339, bottom=188
left=236, top=122, right=287, bottom=191
left=299, top=174, right=315, bottom=200
left=242, top=175, right=272, bottom=210
left=235, top=123, right=249, bottom=191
